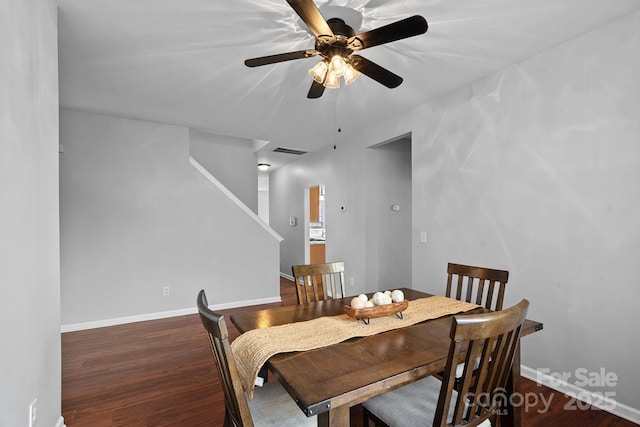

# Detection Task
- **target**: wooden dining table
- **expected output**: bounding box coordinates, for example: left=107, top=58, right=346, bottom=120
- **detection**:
left=230, top=288, right=543, bottom=427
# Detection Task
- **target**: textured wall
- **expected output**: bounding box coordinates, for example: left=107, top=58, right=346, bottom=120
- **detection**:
left=411, top=11, right=640, bottom=412
left=0, top=0, right=61, bottom=425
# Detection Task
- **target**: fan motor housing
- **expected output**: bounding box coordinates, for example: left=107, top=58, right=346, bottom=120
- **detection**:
left=327, top=18, right=355, bottom=38
left=316, top=18, right=356, bottom=58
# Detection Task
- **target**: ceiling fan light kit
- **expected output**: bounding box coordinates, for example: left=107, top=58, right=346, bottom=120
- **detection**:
left=244, top=0, right=428, bottom=98
left=309, top=55, right=361, bottom=88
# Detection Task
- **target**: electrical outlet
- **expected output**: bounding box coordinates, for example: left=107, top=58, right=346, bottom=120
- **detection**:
left=163, top=286, right=170, bottom=296
left=350, top=277, right=355, bottom=287
left=29, top=398, right=37, bottom=427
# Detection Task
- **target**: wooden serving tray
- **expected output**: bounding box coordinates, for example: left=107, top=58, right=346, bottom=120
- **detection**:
left=344, top=300, right=409, bottom=324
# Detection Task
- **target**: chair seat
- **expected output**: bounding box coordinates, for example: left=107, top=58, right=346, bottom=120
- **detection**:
left=248, top=381, right=316, bottom=427
left=363, top=376, right=491, bottom=427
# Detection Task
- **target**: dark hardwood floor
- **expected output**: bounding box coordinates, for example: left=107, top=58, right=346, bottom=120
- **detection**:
left=62, top=278, right=636, bottom=426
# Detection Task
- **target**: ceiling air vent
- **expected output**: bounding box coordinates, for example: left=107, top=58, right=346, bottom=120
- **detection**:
left=273, top=147, right=308, bottom=156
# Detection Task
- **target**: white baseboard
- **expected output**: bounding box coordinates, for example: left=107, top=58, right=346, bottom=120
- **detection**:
left=521, top=365, right=640, bottom=424
left=61, top=296, right=281, bottom=333
left=280, top=272, right=294, bottom=281
left=55, top=415, right=66, bottom=427
left=210, top=296, right=281, bottom=311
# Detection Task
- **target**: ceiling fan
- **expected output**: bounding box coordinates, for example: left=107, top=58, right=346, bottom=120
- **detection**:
left=244, top=0, right=428, bottom=99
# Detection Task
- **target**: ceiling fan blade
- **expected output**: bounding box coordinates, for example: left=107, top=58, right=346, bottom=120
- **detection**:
left=244, top=50, right=318, bottom=67
left=286, top=0, right=335, bottom=43
left=347, top=15, right=427, bottom=51
left=307, top=80, right=325, bottom=99
left=350, top=55, right=403, bottom=88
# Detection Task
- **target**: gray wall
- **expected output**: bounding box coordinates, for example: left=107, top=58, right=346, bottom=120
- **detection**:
left=189, top=129, right=258, bottom=213
left=60, top=110, right=281, bottom=325
left=410, top=11, right=639, bottom=412
left=0, top=0, right=62, bottom=425
left=365, top=143, right=412, bottom=290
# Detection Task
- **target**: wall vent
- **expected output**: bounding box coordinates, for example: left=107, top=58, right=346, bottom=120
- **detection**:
left=273, top=147, right=308, bottom=156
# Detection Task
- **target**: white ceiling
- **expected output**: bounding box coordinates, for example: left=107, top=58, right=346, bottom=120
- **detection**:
left=57, top=0, right=640, bottom=169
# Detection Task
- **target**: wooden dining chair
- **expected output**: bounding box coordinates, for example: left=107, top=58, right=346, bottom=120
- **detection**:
left=197, top=290, right=315, bottom=427
left=362, top=299, right=529, bottom=427
left=291, top=261, right=346, bottom=304
left=446, top=263, right=509, bottom=311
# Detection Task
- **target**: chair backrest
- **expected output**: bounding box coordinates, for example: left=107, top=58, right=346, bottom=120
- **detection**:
left=435, top=299, right=529, bottom=427
left=446, top=263, right=509, bottom=310
left=197, top=289, right=255, bottom=427
left=291, top=261, right=346, bottom=304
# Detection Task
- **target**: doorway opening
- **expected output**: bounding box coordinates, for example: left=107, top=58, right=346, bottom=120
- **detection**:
left=306, top=185, right=326, bottom=265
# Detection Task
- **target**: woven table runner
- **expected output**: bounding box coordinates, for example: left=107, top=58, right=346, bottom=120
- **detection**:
left=231, top=295, right=478, bottom=399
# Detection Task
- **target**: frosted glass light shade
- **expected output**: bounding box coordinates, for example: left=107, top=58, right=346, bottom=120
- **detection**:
left=330, top=55, right=346, bottom=77
left=324, top=69, right=340, bottom=89
left=343, top=64, right=360, bottom=85
left=308, top=60, right=328, bottom=84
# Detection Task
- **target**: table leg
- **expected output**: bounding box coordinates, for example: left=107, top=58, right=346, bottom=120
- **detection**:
left=501, top=340, right=522, bottom=427
left=317, top=405, right=350, bottom=427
